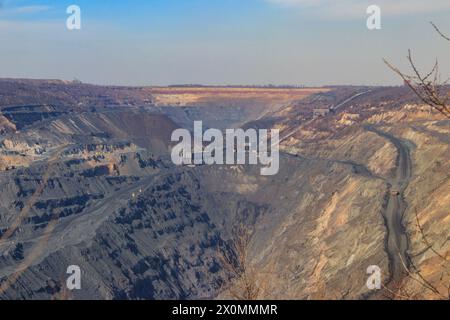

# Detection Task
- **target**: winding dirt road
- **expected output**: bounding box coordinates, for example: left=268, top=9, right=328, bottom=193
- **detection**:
left=365, top=125, right=412, bottom=283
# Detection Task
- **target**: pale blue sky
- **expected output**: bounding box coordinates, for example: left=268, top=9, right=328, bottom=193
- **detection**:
left=0, top=0, right=449, bottom=86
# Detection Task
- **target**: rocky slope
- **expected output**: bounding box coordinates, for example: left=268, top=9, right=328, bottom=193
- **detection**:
left=0, top=80, right=448, bottom=299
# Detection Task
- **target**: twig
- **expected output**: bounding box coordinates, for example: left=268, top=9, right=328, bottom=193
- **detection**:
left=431, top=22, right=450, bottom=42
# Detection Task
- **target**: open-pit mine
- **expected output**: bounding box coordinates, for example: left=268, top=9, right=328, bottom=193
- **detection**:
left=0, top=79, right=448, bottom=300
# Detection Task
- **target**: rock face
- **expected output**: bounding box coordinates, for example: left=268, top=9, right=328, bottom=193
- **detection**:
left=0, top=80, right=448, bottom=300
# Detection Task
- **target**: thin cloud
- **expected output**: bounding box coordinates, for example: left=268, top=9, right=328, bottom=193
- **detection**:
left=0, top=2, right=51, bottom=15
left=14, top=5, right=51, bottom=14
left=266, top=0, right=450, bottom=18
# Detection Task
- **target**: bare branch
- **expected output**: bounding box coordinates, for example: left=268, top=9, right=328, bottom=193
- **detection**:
left=383, top=22, right=450, bottom=118
left=397, top=253, right=446, bottom=299
left=218, top=224, right=262, bottom=300
left=415, top=209, right=449, bottom=262
left=383, top=57, right=450, bottom=118
left=431, top=22, right=450, bottom=41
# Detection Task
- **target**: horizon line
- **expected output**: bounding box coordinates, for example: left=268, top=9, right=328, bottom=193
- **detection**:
left=0, top=77, right=403, bottom=89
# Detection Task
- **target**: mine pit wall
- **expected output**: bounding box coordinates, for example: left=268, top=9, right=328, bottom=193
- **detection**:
left=207, top=155, right=390, bottom=300
left=386, top=122, right=450, bottom=299
left=0, top=85, right=448, bottom=300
